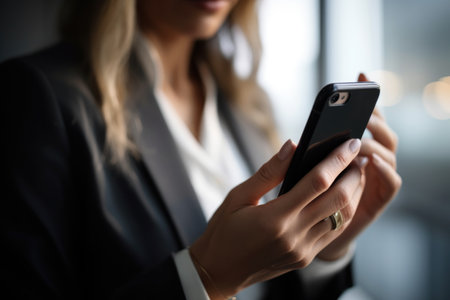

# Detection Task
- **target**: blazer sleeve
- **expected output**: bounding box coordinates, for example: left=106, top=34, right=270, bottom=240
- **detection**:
left=0, top=59, right=186, bottom=299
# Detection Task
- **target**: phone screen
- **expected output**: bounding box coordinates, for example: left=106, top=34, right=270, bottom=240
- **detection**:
left=278, top=82, right=380, bottom=196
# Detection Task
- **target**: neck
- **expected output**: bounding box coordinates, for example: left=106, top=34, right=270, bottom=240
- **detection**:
left=142, top=30, right=196, bottom=91
left=140, top=28, right=205, bottom=141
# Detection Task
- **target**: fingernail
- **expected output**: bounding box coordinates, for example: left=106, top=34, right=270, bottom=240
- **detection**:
left=356, top=156, right=369, bottom=168
left=278, top=139, right=294, bottom=161
left=349, top=139, right=361, bottom=153
left=358, top=73, right=368, bottom=81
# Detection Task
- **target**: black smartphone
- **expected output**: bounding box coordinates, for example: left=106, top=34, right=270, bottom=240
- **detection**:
left=278, top=81, right=380, bottom=196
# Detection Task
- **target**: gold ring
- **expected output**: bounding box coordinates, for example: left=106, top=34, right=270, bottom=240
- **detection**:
left=329, top=210, right=344, bottom=231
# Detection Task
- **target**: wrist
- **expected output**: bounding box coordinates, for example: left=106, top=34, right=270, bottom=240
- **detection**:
left=189, top=247, right=237, bottom=300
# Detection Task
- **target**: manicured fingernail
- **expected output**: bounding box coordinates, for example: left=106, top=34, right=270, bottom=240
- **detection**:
left=278, top=139, right=294, bottom=161
left=349, top=139, right=361, bottom=153
left=356, top=156, right=369, bottom=168
left=358, top=73, right=368, bottom=81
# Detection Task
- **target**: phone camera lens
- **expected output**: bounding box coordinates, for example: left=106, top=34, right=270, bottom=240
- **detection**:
left=330, top=93, right=339, bottom=104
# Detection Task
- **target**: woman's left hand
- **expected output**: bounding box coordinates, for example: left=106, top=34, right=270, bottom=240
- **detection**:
left=318, top=74, right=402, bottom=261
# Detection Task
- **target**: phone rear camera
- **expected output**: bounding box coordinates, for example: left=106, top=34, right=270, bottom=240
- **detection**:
left=329, top=92, right=350, bottom=106
left=330, top=93, right=340, bottom=104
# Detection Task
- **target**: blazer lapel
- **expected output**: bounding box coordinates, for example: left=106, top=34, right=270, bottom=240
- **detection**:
left=217, top=93, right=279, bottom=200
left=217, top=92, right=275, bottom=173
left=126, top=48, right=207, bottom=248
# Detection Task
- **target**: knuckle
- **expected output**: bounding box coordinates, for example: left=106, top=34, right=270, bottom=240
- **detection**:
left=296, top=258, right=308, bottom=269
left=262, top=214, right=287, bottom=241
left=294, top=251, right=313, bottom=268
left=257, top=163, right=273, bottom=184
left=334, top=186, right=350, bottom=209
left=336, top=152, right=349, bottom=168
left=277, top=237, right=295, bottom=255
left=311, top=170, right=333, bottom=194
left=226, top=186, right=240, bottom=202
left=340, top=206, right=354, bottom=223
left=301, top=256, right=314, bottom=268
left=289, top=248, right=305, bottom=263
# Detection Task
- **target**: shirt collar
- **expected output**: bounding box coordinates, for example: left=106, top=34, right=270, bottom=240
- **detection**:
left=137, top=32, right=227, bottom=177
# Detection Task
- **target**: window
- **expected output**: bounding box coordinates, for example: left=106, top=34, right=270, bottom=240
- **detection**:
left=259, top=0, right=320, bottom=141
left=260, top=1, right=450, bottom=298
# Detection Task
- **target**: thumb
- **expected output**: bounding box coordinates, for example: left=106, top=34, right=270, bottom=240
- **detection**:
left=230, top=139, right=296, bottom=207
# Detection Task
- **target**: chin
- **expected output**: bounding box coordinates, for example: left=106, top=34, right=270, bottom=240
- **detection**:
left=179, top=3, right=233, bottom=39
left=138, top=0, right=236, bottom=40
left=188, top=21, right=225, bottom=40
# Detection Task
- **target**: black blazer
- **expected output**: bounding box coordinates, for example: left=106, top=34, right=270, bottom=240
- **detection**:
left=1, top=43, right=352, bottom=299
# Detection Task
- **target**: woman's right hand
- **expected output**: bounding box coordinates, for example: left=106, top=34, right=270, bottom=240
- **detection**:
left=189, top=138, right=366, bottom=299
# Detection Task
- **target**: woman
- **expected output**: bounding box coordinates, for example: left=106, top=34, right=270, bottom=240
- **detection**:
left=1, top=0, right=401, bottom=299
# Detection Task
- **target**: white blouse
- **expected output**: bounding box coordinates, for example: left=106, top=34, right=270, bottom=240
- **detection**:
left=154, top=64, right=251, bottom=221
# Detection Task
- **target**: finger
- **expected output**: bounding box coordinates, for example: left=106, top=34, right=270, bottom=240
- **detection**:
left=371, top=153, right=402, bottom=199
left=367, top=114, right=398, bottom=151
left=300, top=160, right=367, bottom=229
left=312, top=154, right=401, bottom=258
left=306, top=161, right=366, bottom=252
left=360, top=138, right=397, bottom=169
left=372, top=107, right=385, bottom=120
left=325, top=157, right=366, bottom=231
left=231, top=140, right=296, bottom=206
left=311, top=190, right=362, bottom=255
left=340, top=166, right=366, bottom=225
left=308, top=218, right=333, bottom=243
left=274, top=139, right=361, bottom=214
left=351, top=163, right=366, bottom=202
left=272, top=170, right=366, bottom=272
left=312, top=227, right=344, bottom=258
left=358, top=73, right=368, bottom=82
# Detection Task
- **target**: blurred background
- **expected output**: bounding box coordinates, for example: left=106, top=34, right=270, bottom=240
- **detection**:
left=259, top=1, right=450, bottom=299
left=1, top=0, right=449, bottom=299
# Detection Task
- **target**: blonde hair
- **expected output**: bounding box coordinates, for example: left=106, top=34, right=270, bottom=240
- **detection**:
left=89, top=1, right=137, bottom=161
left=63, top=0, right=278, bottom=162
left=203, top=0, right=279, bottom=147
